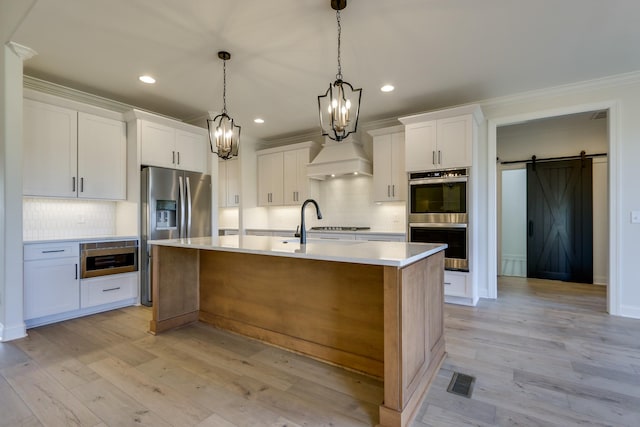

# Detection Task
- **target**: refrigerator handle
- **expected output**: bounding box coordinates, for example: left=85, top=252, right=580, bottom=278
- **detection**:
left=186, top=176, right=192, bottom=238
left=179, top=175, right=185, bottom=237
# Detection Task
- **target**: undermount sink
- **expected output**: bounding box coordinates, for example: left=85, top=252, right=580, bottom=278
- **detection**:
left=280, top=238, right=363, bottom=246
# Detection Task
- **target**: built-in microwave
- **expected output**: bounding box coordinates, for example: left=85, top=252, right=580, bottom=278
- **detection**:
left=408, top=168, right=468, bottom=224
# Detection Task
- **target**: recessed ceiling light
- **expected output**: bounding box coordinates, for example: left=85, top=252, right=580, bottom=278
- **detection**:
left=139, top=75, right=156, bottom=84
left=380, top=84, right=394, bottom=92
left=330, top=174, right=336, bottom=178
left=354, top=172, right=358, bottom=175
left=254, top=118, right=265, bottom=124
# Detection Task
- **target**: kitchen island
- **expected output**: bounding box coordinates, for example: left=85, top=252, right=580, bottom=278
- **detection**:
left=148, top=235, right=446, bottom=427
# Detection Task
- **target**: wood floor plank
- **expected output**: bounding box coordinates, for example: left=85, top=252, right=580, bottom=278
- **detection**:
left=2, top=360, right=103, bottom=427
left=70, top=378, right=173, bottom=427
left=249, top=346, right=384, bottom=405
left=0, top=341, right=30, bottom=370
left=0, top=375, right=40, bottom=427
left=88, top=356, right=213, bottom=426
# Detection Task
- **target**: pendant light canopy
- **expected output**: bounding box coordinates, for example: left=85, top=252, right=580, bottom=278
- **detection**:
left=318, top=0, right=362, bottom=142
left=208, top=51, right=240, bottom=159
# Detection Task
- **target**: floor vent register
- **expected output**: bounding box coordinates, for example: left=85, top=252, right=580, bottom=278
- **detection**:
left=447, top=372, right=476, bottom=398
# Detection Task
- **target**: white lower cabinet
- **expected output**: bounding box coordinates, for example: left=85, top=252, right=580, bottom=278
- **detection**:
left=24, top=242, right=80, bottom=320
left=81, top=272, right=137, bottom=308
left=444, top=270, right=470, bottom=298
left=24, top=241, right=139, bottom=327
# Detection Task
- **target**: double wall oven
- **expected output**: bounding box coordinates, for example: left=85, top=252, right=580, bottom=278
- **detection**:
left=408, top=168, right=469, bottom=271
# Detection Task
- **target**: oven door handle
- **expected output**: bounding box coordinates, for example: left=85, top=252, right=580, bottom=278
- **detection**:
left=409, top=177, right=467, bottom=186
left=409, top=222, right=467, bottom=228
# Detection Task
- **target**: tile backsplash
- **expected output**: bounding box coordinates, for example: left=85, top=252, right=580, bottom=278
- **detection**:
left=258, top=175, right=406, bottom=232
left=23, top=198, right=116, bottom=240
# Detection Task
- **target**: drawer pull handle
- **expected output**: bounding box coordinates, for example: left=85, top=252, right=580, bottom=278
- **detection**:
left=42, top=249, right=65, bottom=253
left=103, top=287, right=121, bottom=292
left=444, top=282, right=452, bottom=286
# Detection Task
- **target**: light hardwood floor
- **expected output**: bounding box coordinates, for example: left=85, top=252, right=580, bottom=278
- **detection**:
left=1, top=277, right=639, bottom=427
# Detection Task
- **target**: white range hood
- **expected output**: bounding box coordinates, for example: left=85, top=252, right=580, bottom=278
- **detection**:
left=307, top=137, right=372, bottom=180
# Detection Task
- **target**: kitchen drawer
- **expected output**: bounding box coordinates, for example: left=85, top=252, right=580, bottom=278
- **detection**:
left=444, top=271, right=469, bottom=297
left=24, top=241, right=79, bottom=261
left=80, top=272, right=137, bottom=308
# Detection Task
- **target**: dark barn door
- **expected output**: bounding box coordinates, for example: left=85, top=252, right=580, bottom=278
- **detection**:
left=527, top=159, right=593, bottom=283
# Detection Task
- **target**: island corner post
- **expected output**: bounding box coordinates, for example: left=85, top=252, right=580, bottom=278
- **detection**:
left=149, top=243, right=446, bottom=427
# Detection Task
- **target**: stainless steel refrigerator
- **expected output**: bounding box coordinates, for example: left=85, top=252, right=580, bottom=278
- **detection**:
left=140, top=166, right=211, bottom=306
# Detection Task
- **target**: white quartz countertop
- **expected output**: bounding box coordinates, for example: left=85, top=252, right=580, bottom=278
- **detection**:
left=24, top=235, right=138, bottom=244
left=149, top=235, right=445, bottom=267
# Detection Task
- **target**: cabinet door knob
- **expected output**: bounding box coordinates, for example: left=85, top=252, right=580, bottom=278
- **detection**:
left=172, top=151, right=176, bottom=164
left=177, top=152, right=180, bottom=165
left=80, top=177, right=84, bottom=192
left=438, top=150, right=442, bottom=164
left=432, top=151, right=436, bottom=165
left=72, top=177, right=76, bottom=192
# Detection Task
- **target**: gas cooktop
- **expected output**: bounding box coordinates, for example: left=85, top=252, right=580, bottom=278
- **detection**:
left=310, top=226, right=371, bottom=231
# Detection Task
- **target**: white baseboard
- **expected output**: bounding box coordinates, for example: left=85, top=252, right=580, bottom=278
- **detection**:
left=500, top=254, right=526, bottom=277
left=593, top=275, right=608, bottom=286
left=619, top=305, right=640, bottom=319
left=445, top=295, right=477, bottom=306
left=0, top=322, right=27, bottom=342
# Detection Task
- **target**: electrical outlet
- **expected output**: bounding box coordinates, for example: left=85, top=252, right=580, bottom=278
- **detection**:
left=632, top=211, right=640, bottom=224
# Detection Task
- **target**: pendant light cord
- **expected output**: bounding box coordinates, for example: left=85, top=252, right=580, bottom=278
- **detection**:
left=222, top=59, right=227, bottom=114
left=336, top=10, right=342, bottom=81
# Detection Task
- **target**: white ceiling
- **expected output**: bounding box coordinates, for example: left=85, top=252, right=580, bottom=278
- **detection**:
left=11, top=0, right=640, bottom=141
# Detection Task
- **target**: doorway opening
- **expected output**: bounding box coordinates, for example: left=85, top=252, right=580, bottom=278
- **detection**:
left=496, top=110, right=609, bottom=306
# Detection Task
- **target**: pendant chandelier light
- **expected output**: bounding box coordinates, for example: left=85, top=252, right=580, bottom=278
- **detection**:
left=318, top=0, right=362, bottom=142
left=208, top=51, right=240, bottom=159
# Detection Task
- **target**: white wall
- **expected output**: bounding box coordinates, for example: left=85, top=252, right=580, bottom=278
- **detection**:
left=0, top=44, right=26, bottom=341
left=481, top=73, right=640, bottom=318
left=592, top=158, right=608, bottom=285
left=500, top=169, right=526, bottom=276
left=497, top=112, right=608, bottom=162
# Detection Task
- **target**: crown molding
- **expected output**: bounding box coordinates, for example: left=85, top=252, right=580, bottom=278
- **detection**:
left=24, top=75, right=133, bottom=113
left=7, top=42, right=37, bottom=61
left=480, top=70, right=640, bottom=109
left=22, top=75, right=181, bottom=122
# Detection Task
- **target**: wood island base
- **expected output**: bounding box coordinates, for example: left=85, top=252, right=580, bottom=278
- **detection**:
left=150, top=244, right=445, bottom=427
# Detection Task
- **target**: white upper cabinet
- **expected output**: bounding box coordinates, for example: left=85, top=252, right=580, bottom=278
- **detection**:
left=257, top=152, right=284, bottom=206
left=140, top=121, right=175, bottom=169
left=23, top=99, right=126, bottom=200
left=283, top=148, right=312, bottom=205
left=400, top=105, right=483, bottom=172
left=257, top=141, right=320, bottom=207
left=218, top=158, right=240, bottom=207
left=369, top=126, right=406, bottom=202
left=77, top=112, right=126, bottom=200
left=436, top=115, right=473, bottom=169
left=176, top=129, right=207, bottom=173
left=140, top=120, right=207, bottom=173
left=23, top=100, right=78, bottom=198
